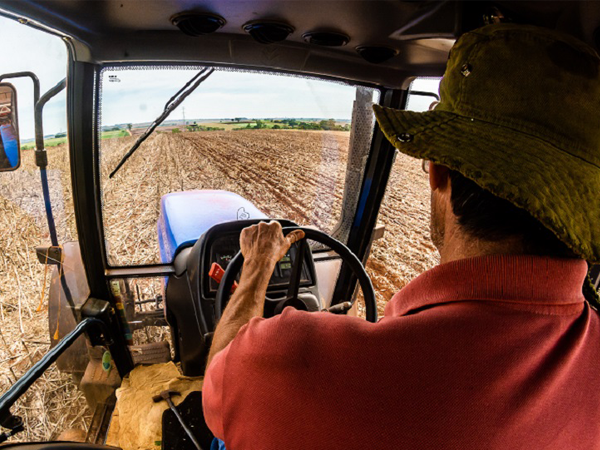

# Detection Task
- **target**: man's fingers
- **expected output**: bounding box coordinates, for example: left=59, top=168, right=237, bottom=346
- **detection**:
left=286, top=230, right=305, bottom=245
left=240, top=225, right=257, bottom=247
left=241, top=224, right=257, bottom=237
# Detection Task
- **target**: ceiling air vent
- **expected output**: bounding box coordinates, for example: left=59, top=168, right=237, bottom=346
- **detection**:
left=243, top=21, right=294, bottom=44
left=356, top=46, right=398, bottom=64
left=302, top=31, right=349, bottom=47
left=171, top=12, right=226, bottom=36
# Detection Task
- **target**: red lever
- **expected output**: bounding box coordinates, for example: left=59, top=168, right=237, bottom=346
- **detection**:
left=209, top=262, right=238, bottom=293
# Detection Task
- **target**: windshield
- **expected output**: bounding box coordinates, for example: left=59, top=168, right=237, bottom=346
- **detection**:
left=99, top=66, right=379, bottom=267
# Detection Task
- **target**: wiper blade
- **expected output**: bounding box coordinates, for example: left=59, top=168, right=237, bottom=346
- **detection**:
left=109, top=67, right=215, bottom=178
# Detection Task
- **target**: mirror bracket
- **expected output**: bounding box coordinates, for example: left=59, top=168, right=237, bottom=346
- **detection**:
left=35, top=148, right=48, bottom=168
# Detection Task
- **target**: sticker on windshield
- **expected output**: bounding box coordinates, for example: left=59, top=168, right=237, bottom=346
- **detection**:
left=237, top=207, right=250, bottom=220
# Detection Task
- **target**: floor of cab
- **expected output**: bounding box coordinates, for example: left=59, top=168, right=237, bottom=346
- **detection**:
left=105, top=362, right=204, bottom=450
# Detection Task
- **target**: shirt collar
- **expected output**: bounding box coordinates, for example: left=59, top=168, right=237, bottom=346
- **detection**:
left=385, top=255, right=588, bottom=317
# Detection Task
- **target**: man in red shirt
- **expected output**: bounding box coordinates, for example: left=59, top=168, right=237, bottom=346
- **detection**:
left=203, top=24, right=600, bottom=449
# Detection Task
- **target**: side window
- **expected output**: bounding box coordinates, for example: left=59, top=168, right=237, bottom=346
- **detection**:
left=406, top=78, right=441, bottom=112
left=0, top=17, right=87, bottom=441
left=367, top=78, right=441, bottom=313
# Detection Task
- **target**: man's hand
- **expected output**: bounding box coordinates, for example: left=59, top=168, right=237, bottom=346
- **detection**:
left=206, top=221, right=305, bottom=369
left=240, top=221, right=305, bottom=267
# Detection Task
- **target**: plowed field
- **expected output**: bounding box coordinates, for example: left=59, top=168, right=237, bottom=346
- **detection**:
left=101, top=130, right=351, bottom=266
left=1, top=129, right=438, bottom=440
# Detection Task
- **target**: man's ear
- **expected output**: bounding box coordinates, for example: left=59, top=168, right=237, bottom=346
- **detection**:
left=429, top=163, right=450, bottom=192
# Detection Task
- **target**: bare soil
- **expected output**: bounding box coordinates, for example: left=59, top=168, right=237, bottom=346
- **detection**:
left=100, top=130, right=351, bottom=266
left=0, top=129, right=438, bottom=440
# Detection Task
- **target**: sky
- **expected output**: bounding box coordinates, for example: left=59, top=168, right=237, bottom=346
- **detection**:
left=0, top=13, right=441, bottom=139
left=0, top=15, right=68, bottom=140
left=407, top=78, right=442, bottom=112
left=100, top=68, right=362, bottom=127
left=100, top=71, right=444, bottom=127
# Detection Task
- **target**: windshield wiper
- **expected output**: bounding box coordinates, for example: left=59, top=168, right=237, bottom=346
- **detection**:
left=109, top=67, right=215, bottom=178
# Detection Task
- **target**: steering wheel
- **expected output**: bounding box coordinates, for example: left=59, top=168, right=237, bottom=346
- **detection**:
left=215, top=226, right=378, bottom=323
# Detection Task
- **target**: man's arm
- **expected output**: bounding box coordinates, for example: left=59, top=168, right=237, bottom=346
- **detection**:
left=206, top=221, right=304, bottom=368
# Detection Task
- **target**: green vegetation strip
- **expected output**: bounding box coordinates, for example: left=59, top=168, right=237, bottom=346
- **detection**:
left=21, top=130, right=129, bottom=149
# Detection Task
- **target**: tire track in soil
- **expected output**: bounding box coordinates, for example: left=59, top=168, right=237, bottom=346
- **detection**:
left=186, top=132, right=346, bottom=202
left=178, top=131, right=346, bottom=227
left=179, top=134, right=314, bottom=223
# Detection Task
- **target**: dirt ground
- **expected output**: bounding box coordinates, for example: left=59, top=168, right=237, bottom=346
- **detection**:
left=101, top=130, right=352, bottom=266
left=0, top=129, right=438, bottom=441
left=0, top=144, right=88, bottom=441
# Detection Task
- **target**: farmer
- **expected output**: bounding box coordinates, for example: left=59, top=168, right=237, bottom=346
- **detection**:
left=203, top=24, right=600, bottom=449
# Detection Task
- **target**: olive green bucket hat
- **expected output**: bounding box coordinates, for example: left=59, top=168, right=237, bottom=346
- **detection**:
left=374, top=23, right=600, bottom=263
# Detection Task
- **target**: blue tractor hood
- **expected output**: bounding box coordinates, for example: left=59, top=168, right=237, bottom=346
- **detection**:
left=157, top=190, right=266, bottom=263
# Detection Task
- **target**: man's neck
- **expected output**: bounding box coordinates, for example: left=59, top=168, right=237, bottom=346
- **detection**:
left=438, top=226, right=525, bottom=264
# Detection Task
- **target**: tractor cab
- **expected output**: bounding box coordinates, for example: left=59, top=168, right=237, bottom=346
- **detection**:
left=0, top=1, right=599, bottom=448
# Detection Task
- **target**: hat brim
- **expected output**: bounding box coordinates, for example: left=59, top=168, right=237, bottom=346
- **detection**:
left=373, top=104, right=600, bottom=263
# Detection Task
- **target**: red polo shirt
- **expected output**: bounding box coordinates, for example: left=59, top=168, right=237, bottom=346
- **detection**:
left=203, top=255, right=600, bottom=449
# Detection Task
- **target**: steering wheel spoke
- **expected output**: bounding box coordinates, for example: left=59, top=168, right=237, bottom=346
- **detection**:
left=285, top=237, right=307, bottom=301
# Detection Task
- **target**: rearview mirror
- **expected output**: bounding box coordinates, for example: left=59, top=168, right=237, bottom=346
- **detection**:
left=0, top=83, right=20, bottom=171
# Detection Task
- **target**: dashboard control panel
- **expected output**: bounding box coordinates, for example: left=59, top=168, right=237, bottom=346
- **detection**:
left=207, top=233, right=312, bottom=293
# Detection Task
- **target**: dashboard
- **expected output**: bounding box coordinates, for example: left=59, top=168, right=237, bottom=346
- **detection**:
left=203, top=232, right=314, bottom=296
left=207, top=233, right=312, bottom=293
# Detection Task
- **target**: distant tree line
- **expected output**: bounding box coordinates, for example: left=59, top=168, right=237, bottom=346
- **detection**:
left=233, top=118, right=350, bottom=131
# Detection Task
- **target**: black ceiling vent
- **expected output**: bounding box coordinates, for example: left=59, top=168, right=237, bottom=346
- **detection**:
left=243, top=21, right=294, bottom=44
left=171, top=12, right=226, bottom=36
left=302, top=31, right=349, bottom=47
left=356, top=46, right=398, bottom=64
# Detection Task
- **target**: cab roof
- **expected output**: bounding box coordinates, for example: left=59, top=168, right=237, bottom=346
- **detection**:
left=0, top=1, right=599, bottom=88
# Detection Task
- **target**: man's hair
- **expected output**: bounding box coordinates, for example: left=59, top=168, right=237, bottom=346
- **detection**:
left=448, top=170, right=577, bottom=258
